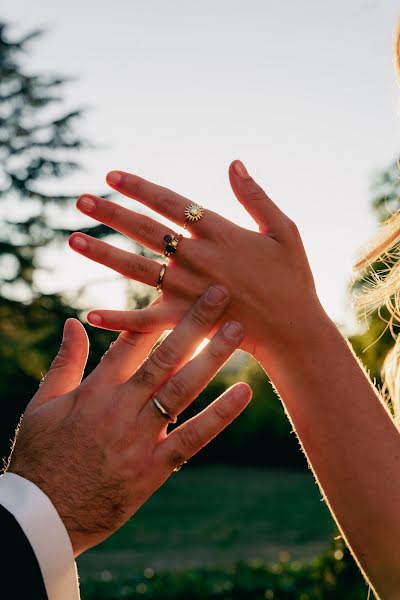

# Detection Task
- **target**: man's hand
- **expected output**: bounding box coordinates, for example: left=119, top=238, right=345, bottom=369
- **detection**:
left=7, top=286, right=251, bottom=556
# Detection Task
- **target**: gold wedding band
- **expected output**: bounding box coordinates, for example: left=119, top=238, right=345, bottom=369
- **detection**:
left=156, top=264, right=167, bottom=291
left=184, top=203, right=204, bottom=229
left=173, top=460, right=188, bottom=473
left=152, top=396, right=177, bottom=424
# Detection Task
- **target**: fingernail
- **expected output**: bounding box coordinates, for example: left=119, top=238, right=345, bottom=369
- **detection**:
left=78, top=196, right=96, bottom=213
left=205, top=285, right=229, bottom=305
left=88, top=313, right=102, bottom=325
left=233, top=160, right=250, bottom=179
left=222, top=321, right=243, bottom=340
left=70, top=235, right=88, bottom=250
left=107, top=171, right=122, bottom=186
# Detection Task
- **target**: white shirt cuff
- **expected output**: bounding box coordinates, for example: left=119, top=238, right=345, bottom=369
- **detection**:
left=0, top=472, right=80, bottom=600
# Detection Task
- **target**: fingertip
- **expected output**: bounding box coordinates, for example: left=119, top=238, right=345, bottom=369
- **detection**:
left=62, top=318, right=88, bottom=348
left=76, top=195, right=96, bottom=213
left=231, top=160, right=251, bottom=180
left=106, top=171, right=123, bottom=186
left=231, top=382, right=252, bottom=405
left=63, top=318, right=75, bottom=339
left=69, top=233, right=88, bottom=251
left=221, top=321, right=244, bottom=342
left=87, top=312, right=103, bottom=326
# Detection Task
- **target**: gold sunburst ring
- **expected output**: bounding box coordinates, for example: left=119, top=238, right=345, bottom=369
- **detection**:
left=184, top=203, right=204, bottom=227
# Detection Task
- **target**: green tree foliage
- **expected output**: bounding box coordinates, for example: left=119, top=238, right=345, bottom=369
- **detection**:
left=2, top=22, right=91, bottom=293
left=80, top=540, right=373, bottom=600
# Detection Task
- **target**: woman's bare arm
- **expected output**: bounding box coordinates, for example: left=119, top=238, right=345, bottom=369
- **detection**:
left=256, top=311, right=400, bottom=600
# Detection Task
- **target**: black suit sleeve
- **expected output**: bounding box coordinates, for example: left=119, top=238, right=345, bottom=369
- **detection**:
left=0, top=503, right=48, bottom=599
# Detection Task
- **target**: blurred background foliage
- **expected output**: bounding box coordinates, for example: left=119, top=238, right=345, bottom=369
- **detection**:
left=1, top=21, right=397, bottom=599
left=80, top=540, right=373, bottom=600
left=348, top=155, right=400, bottom=386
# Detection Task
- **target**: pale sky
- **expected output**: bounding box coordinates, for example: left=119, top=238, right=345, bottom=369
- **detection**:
left=3, top=0, right=400, bottom=330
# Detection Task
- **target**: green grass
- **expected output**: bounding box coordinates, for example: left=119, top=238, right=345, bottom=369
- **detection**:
left=77, top=467, right=336, bottom=581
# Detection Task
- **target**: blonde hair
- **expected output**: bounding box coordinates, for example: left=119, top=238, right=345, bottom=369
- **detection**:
left=352, top=21, right=400, bottom=420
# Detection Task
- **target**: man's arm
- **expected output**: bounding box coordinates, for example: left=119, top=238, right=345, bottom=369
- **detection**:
left=5, top=291, right=251, bottom=588
left=0, top=473, right=79, bottom=600
left=0, top=503, right=48, bottom=599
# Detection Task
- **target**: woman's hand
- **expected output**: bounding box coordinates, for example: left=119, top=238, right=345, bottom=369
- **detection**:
left=69, top=161, right=326, bottom=361
left=8, top=286, right=251, bottom=557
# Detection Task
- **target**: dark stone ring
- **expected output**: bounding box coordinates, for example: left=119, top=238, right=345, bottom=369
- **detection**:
left=162, top=233, right=182, bottom=259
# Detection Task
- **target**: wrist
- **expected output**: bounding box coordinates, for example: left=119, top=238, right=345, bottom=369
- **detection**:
left=254, top=300, right=334, bottom=369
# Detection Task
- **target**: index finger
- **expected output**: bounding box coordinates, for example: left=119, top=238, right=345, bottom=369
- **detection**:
left=106, top=170, right=225, bottom=237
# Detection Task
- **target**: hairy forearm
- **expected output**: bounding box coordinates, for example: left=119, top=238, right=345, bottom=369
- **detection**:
left=256, top=312, right=400, bottom=599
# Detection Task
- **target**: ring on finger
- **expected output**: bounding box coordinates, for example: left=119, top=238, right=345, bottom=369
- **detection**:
left=162, top=233, right=182, bottom=259
left=173, top=460, right=188, bottom=473
left=156, top=264, right=167, bottom=291
left=184, top=203, right=204, bottom=229
left=152, top=396, right=177, bottom=424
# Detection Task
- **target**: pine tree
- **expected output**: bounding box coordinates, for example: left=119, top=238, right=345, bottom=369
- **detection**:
left=0, top=21, right=107, bottom=297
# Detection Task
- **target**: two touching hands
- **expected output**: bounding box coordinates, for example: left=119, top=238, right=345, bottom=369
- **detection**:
left=69, top=160, right=326, bottom=364
left=8, top=288, right=251, bottom=556
left=8, top=159, right=325, bottom=559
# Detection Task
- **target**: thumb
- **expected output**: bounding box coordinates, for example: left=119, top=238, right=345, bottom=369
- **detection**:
left=30, top=318, right=89, bottom=409
left=228, top=160, right=286, bottom=235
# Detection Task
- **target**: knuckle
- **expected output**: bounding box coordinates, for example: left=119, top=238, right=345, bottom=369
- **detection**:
left=206, top=341, right=226, bottom=363
left=213, top=399, right=230, bottom=421
left=286, top=217, right=300, bottom=237
left=167, top=450, right=187, bottom=471
left=137, top=218, right=156, bottom=241
left=155, top=190, right=175, bottom=210
left=149, top=343, right=177, bottom=374
left=190, top=305, right=212, bottom=329
left=135, top=313, right=155, bottom=331
left=167, top=375, right=190, bottom=402
left=107, top=203, right=119, bottom=228
left=49, top=351, right=68, bottom=372
left=134, top=364, right=156, bottom=388
left=177, top=425, right=200, bottom=453
left=127, top=259, right=148, bottom=279
left=96, top=241, right=108, bottom=262
left=128, top=178, right=142, bottom=196
left=247, top=184, right=267, bottom=202
left=119, top=332, right=140, bottom=349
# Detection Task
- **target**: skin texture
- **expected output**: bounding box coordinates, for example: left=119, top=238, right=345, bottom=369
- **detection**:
left=69, top=161, right=323, bottom=364
left=7, top=287, right=251, bottom=557
left=69, top=159, right=400, bottom=599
